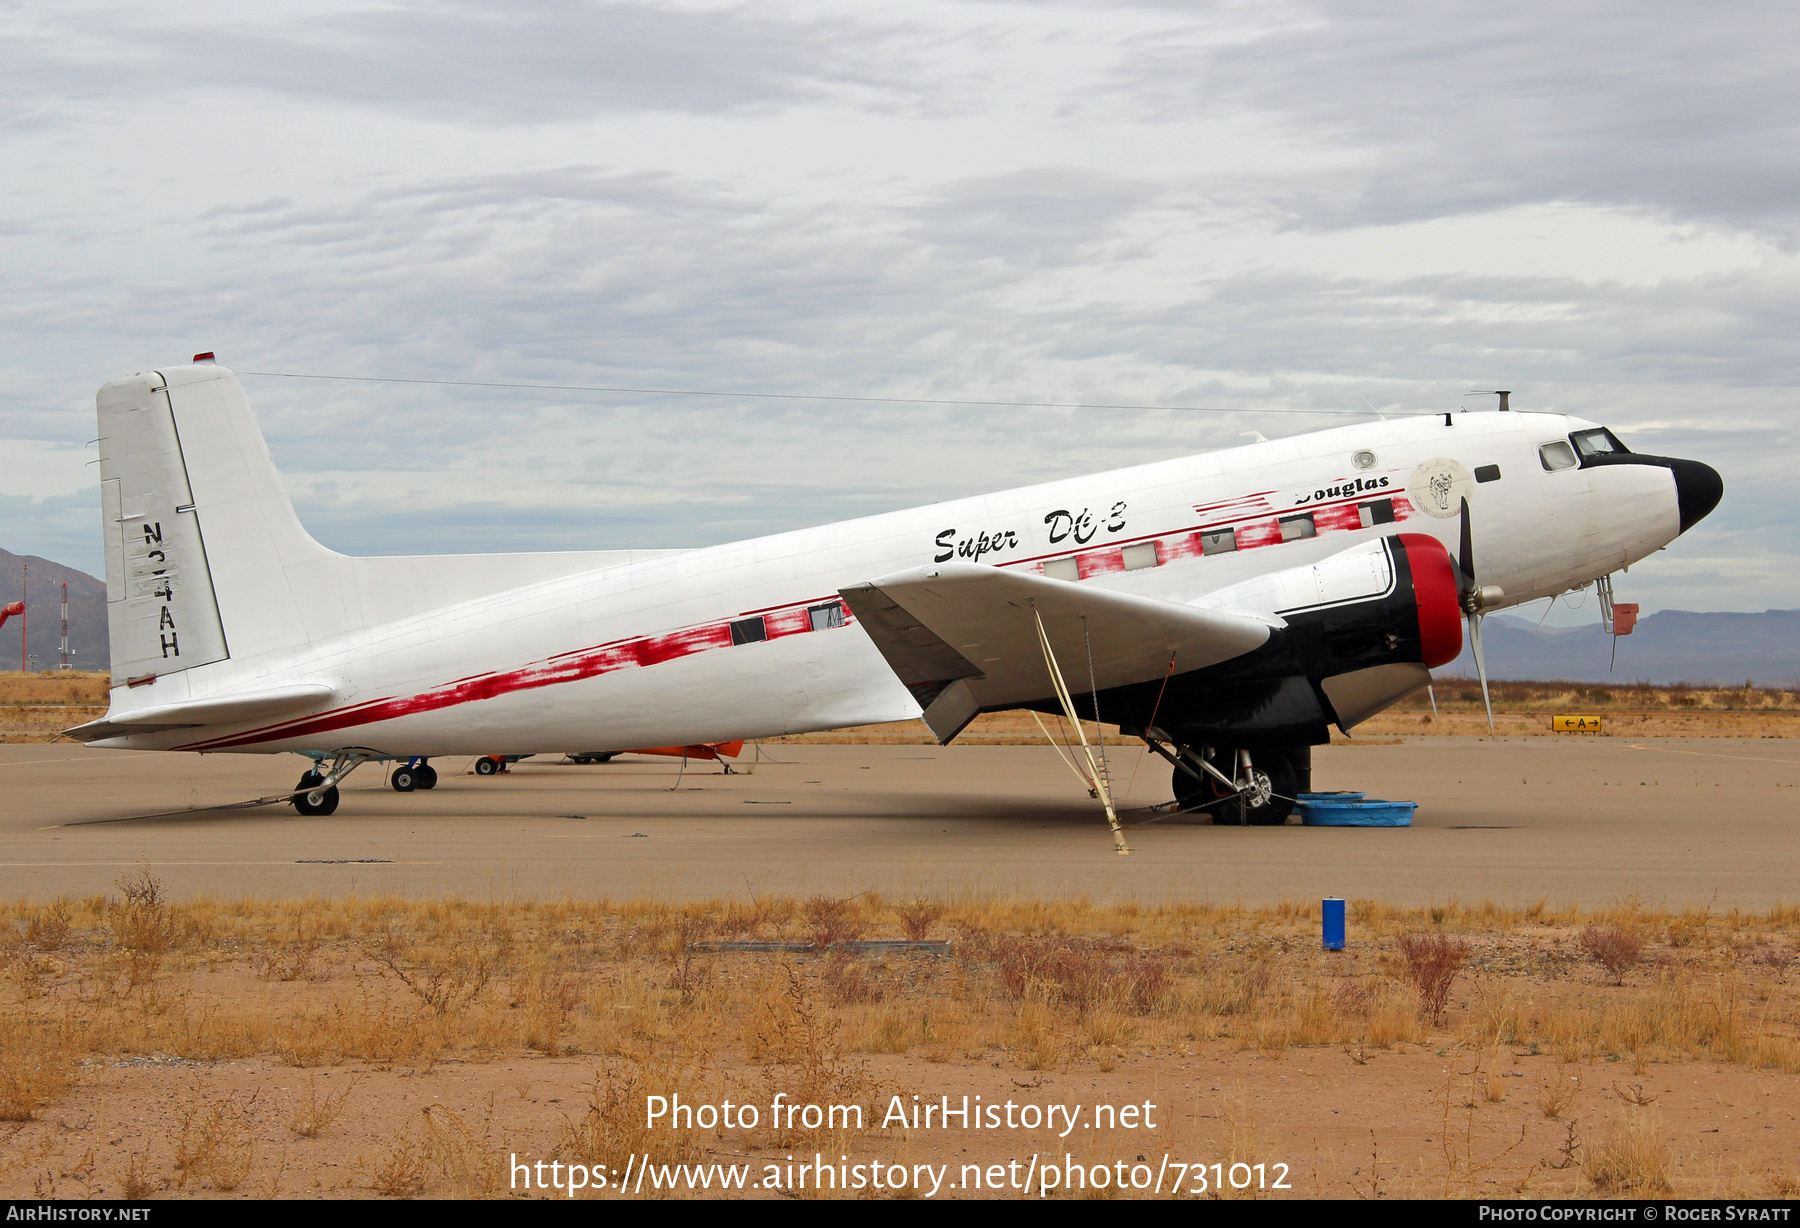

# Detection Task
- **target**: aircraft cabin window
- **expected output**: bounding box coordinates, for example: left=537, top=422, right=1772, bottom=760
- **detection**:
left=1538, top=441, right=1578, bottom=472
left=730, top=616, right=768, bottom=645
left=1200, top=528, right=1237, bottom=556
left=1475, top=464, right=1501, bottom=483
left=1121, top=542, right=1160, bottom=571
left=1571, top=428, right=1626, bottom=459
left=1357, top=498, right=1395, bottom=527
left=807, top=602, right=846, bottom=631
left=1278, top=513, right=1317, bottom=541
left=1042, top=558, right=1080, bottom=581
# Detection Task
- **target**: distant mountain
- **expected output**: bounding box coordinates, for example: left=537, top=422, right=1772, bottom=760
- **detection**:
left=1442, top=608, right=1800, bottom=687
left=0, top=549, right=108, bottom=672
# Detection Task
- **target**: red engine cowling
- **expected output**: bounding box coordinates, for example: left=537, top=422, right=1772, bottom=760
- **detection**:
left=1397, top=533, right=1463, bottom=668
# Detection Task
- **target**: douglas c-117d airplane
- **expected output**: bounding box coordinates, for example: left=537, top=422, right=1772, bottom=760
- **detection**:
left=69, top=358, right=1721, bottom=846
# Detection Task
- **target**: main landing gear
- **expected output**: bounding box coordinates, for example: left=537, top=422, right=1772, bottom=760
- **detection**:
left=390, top=758, right=439, bottom=792
left=1140, top=732, right=1301, bottom=826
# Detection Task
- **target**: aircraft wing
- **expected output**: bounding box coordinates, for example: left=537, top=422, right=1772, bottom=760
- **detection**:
left=63, top=683, right=337, bottom=742
left=840, top=563, right=1275, bottom=743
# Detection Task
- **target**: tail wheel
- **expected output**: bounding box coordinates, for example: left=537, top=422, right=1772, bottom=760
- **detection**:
left=474, top=757, right=500, bottom=776
left=415, top=764, right=438, bottom=790
left=291, top=771, right=340, bottom=816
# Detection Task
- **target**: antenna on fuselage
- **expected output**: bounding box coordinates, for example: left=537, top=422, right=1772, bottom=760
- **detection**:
left=1431, top=378, right=1469, bottom=426
left=1467, top=390, right=1512, bottom=411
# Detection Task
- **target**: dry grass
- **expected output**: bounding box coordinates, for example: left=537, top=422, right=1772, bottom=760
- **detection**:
left=1538, top=1064, right=1582, bottom=1119
left=1397, top=678, right=1800, bottom=714
left=0, top=1031, right=73, bottom=1121
left=8, top=673, right=1800, bottom=745
left=171, top=1083, right=258, bottom=1191
left=2, top=872, right=1800, bottom=1185
left=0, top=670, right=109, bottom=742
left=286, top=1073, right=360, bottom=1138
left=1587, top=1109, right=1673, bottom=1194
left=762, top=680, right=1800, bottom=744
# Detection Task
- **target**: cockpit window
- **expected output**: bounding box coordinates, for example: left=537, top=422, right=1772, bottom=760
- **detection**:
left=1538, top=440, right=1578, bottom=471
left=1570, top=428, right=1628, bottom=458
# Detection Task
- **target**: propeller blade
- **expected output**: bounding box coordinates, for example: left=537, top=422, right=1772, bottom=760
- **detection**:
left=1469, top=611, right=1494, bottom=731
left=1458, top=497, right=1476, bottom=592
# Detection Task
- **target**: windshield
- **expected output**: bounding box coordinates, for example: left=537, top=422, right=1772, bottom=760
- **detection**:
left=1570, top=427, right=1628, bottom=459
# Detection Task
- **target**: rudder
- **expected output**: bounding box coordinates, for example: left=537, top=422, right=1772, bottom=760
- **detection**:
left=97, top=363, right=339, bottom=685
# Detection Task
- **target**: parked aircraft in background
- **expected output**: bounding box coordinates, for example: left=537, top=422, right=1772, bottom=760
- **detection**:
left=69, top=358, right=1720, bottom=842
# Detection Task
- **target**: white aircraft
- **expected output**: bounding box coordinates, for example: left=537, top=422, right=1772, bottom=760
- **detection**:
left=69, top=358, right=1720, bottom=837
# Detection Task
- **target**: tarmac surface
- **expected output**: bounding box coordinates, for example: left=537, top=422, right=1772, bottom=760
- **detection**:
left=1, top=737, right=1796, bottom=907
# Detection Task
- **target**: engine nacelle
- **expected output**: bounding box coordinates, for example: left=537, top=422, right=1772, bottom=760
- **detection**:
left=1139, top=533, right=1465, bottom=744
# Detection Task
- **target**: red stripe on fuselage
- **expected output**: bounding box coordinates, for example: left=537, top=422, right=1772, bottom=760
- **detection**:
left=173, top=481, right=1423, bottom=752
left=174, top=596, right=850, bottom=751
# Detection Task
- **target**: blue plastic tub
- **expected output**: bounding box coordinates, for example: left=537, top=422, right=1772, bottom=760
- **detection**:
left=1298, top=798, right=1415, bottom=827
left=1297, top=791, right=1366, bottom=803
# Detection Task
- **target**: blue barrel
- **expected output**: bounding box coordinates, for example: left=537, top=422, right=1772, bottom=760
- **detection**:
left=1322, top=897, right=1346, bottom=950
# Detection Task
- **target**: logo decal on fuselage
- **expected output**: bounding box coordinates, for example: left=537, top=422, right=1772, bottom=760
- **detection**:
left=1293, top=476, right=1391, bottom=505
left=932, top=501, right=1128, bottom=562
left=1407, top=458, right=1475, bottom=519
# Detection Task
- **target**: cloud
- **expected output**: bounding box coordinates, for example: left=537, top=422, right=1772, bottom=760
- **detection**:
left=2, top=1, right=924, bottom=131
left=1109, top=0, right=1800, bottom=237
left=0, top=0, right=1791, bottom=620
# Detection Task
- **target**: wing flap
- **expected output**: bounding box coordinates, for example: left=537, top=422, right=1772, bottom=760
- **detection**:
left=841, top=563, right=1274, bottom=741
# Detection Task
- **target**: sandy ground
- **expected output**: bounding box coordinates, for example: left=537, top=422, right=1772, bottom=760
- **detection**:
left=2, top=738, right=1798, bottom=908
left=8, top=1028, right=1798, bottom=1199
left=4, top=737, right=1799, bottom=1201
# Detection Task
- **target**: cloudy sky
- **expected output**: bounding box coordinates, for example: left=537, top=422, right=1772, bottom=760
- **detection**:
left=2, top=0, right=1794, bottom=622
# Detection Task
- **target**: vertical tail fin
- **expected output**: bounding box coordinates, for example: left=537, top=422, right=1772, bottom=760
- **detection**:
left=97, top=364, right=339, bottom=685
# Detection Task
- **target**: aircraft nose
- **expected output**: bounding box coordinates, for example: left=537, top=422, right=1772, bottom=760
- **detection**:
left=1671, top=458, right=1723, bottom=534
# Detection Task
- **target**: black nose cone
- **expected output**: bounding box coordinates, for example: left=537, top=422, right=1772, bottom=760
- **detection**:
left=1671, top=458, right=1723, bottom=533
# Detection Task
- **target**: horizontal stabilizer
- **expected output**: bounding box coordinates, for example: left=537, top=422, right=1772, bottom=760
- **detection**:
left=64, top=683, right=336, bottom=742
left=840, top=563, right=1273, bottom=742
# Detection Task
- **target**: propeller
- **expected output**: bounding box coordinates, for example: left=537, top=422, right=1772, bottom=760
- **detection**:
left=1456, top=497, right=1504, bottom=730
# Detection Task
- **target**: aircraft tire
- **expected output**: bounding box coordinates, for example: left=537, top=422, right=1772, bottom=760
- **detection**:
left=416, top=765, right=438, bottom=789
left=292, top=772, right=340, bottom=816
left=391, top=767, right=417, bottom=792
left=1171, top=748, right=1297, bottom=826
left=475, top=757, right=499, bottom=776
left=1243, top=751, right=1297, bottom=826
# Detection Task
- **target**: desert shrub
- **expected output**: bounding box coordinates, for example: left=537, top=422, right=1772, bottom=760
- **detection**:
left=109, top=867, right=173, bottom=954
left=804, top=896, right=864, bottom=948
left=1581, top=926, right=1644, bottom=985
left=1395, top=933, right=1470, bottom=1025
left=753, top=965, right=876, bottom=1144
left=560, top=1056, right=711, bottom=1168
left=24, top=900, right=71, bottom=950
left=893, top=899, right=943, bottom=941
